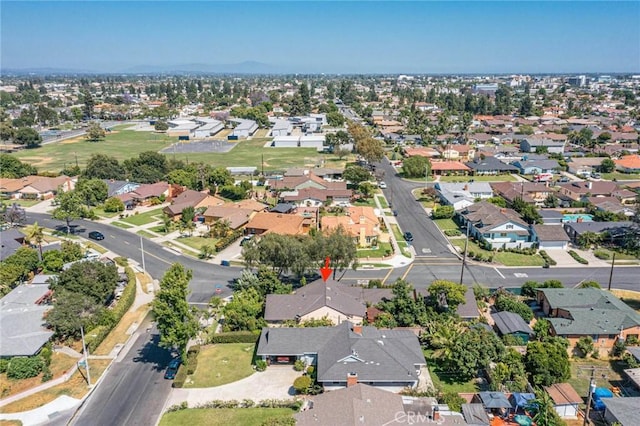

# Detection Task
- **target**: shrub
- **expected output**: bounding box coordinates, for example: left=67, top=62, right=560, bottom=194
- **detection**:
left=209, top=331, right=260, bottom=344
left=575, top=337, right=594, bottom=358
left=538, top=250, right=557, bottom=266
left=594, top=249, right=611, bottom=260
left=103, top=197, right=125, bottom=213
left=293, top=375, right=312, bottom=394
left=494, top=293, right=534, bottom=323
left=432, top=205, right=455, bottom=219
left=255, top=360, right=267, bottom=372
left=294, top=359, right=305, bottom=371
left=441, top=391, right=466, bottom=413
left=7, top=356, right=45, bottom=379
left=0, top=359, right=9, bottom=374
left=114, top=257, right=129, bottom=267
left=444, top=229, right=461, bottom=237
left=39, top=347, right=52, bottom=366
left=215, top=230, right=243, bottom=252
left=568, top=250, right=589, bottom=265
left=172, top=364, right=188, bottom=388
left=41, top=367, right=53, bottom=382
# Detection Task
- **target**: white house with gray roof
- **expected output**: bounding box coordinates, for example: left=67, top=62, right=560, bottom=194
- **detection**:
left=256, top=322, right=426, bottom=392
left=435, top=182, right=493, bottom=211
left=230, top=119, right=258, bottom=138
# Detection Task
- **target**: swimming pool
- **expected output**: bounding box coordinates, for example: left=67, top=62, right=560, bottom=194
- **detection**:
left=562, top=214, right=593, bottom=223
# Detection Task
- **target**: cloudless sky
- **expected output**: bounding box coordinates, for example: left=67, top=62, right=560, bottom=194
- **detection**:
left=2, top=1, right=639, bottom=73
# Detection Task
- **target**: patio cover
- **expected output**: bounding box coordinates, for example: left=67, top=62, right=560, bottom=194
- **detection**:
left=478, top=392, right=514, bottom=409
left=510, top=392, right=535, bottom=409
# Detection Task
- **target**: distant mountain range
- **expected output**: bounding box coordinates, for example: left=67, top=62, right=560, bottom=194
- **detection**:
left=1, top=61, right=284, bottom=75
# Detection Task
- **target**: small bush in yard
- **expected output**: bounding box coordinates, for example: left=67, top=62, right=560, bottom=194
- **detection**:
left=593, top=249, right=611, bottom=260
left=172, top=365, right=188, bottom=388
left=255, top=359, right=267, bottom=372
left=568, top=250, right=589, bottom=265
left=294, top=359, right=305, bottom=371
left=293, top=375, right=312, bottom=394
left=7, top=356, right=45, bottom=379
left=0, top=359, right=8, bottom=374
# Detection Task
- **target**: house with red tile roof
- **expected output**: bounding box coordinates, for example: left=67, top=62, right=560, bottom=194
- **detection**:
left=245, top=212, right=309, bottom=236
left=614, top=154, right=640, bottom=173
left=320, top=206, right=381, bottom=247
left=162, top=189, right=225, bottom=219
left=429, top=160, right=471, bottom=176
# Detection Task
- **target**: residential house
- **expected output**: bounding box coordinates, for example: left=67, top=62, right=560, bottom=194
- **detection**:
left=264, top=279, right=392, bottom=325
left=162, top=189, right=225, bottom=219
left=512, top=159, right=560, bottom=175
left=491, top=181, right=557, bottom=206
left=536, top=288, right=640, bottom=350
left=244, top=211, right=309, bottom=236
left=124, top=181, right=172, bottom=206
left=281, top=187, right=352, bottom=207
left=0, top=228, right=25, bottom=260
left=491, top=311, right=533, bottom=343
left=532, top=224, right=570, bottom=250
left=439, top=145, right=476, bottom=161
left=602, top=397, right=640, bottom=426
left=270, top=172, right=348, bottom=192
left=539, top=210, right=563, bottom=225
left=435, top=182, right=493, bottom=211
left=519, top=137, right=566, bottom=154
left=458, top=201, right=533, bottom=249
left=104, top=179, right=140, bottom=197
left=456, top=287, right=480, bottom=321
left=295, top=383, right=467, bottom=426
left=558, top=181, right=620, bottom=202
left=614, top=154, right=640, bottom=173
left=429, top=161, right=471, bottom=176
left=321, top=206, right=381, bottom=247
left=256, top=322, right=427, bottom=392
left=269, top=203, right=297, bottom=214
left=566, top=157, right=604, bottom=177
left=544, top=383, right=583, bottom=418
left=563, top=221, right=633, bottom=244
left=0, top=280, right=54, bottom=357
left=202, top=206, right=256, bottom=230
left=270, top=119, right=293, bottom=137
left=465, top=157, right=519, bottom=175
left=0, top=175, right=73, bottom=200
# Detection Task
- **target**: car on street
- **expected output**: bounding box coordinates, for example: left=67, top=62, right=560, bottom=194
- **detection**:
left=164, top=358, right=181, bottom=380
left=379, top=181, right=387, bottom=189
left=88, top=231, right=105, bottom=240
left=403, top=232, right=414, bottom=242
left=215, top=284, right=223, bottom=294
left=392, top=210, right=398, bottom=216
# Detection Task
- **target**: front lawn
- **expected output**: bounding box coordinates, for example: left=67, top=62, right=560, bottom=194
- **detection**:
left=92, top=207, right=121, bottom=218
left=356, top=242, right=393, bottom=258
left=159, top=408, right=296, bottom=426
left=433, top=218, right=458, bottom=231
left=120, top=208, right=164, bottom=226
left=601, top=172, right=640, bottom=181
left=450, top=239, right=545, bottom=266
left=185, top=343, right=255, bottom=388
left=177, top=236, right=218, bottom=252
left=1, top=198, right=43, bottom=208
left=428, top=364, right=481, bottom=394
left=376, top=194, right=389, bottom=209
left=352, top=197, right=376, bottom=207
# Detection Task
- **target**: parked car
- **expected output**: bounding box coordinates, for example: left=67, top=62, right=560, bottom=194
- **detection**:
left=392, top=210, right=398, bottom=216
left=559, top=176, right=570, bottom=183
left=88, top=231, right=105, bottom=240
left=379, top=181, right=387, bottom=189
left=215, top=284, right=223, bottom=294
left=403, top=232, right=414, bottom=242
left=164, top=358, right=181, bottom=380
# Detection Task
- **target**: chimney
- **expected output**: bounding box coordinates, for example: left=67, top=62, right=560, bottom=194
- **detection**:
left=347, top=372, right=358, bottom=387
left=433, top=406, right=440, bottom=421
left=353, top=324, right=362, bottom=335
left=588, top=181, right=593, bottom=190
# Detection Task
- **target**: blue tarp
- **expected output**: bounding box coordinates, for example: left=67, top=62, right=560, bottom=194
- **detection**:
left=592, top=387, right=614, bottom=411
left=510, top=393, right=535, bottom=408
left=514, top=414, right=533, bottom=426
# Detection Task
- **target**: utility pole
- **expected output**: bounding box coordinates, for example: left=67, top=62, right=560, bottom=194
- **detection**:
left=459, top=225, right=471, bottom=285
left=579, top=366, right=608, bottom=426
left=607, top=252, right=616, bottom=291
left=80, top=325, right=91, bottom=386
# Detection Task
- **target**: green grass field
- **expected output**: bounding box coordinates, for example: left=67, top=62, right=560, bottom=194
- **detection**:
left=450, top=239, right=545, bottom=266
left=13, top=128, right=349, bottom=172
left=13, top=129, right=174, bottom=172
left=120, top=208, right=164, bottom=226
left=602, top=172, right=640, bottom=181
left=185, top=343, right=255, bottom=388
left=433, top=218, right=458, bottom=231
left=176, top=236, right=217, bottom=251
left=356, top=242, right=393, bottom=258
left=159, top=408, right=295, bottom=426
left=376, top=194, right=389, bottom=209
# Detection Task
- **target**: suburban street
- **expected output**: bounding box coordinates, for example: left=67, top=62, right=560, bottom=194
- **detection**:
left=70, top=321, right=174, bottom=426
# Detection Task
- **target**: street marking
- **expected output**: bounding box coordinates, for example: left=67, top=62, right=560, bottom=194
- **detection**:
left=146, top=251, right=172, bottom=265
left=514, top=273, right=528, bottom=278
left=494, top=267, right=505, bottom=279
left=124, top=241, right=130, bottom=245
left=421, top=248, right=432, bottom=254
left=401, top=264, right=414, bottom=280
left=381, top=268, right=394, bottom=285
left=163, top=247, right=182, bottom=256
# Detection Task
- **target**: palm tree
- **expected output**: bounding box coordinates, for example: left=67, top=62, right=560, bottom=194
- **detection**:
left=25, top=221, right=45, bottom=261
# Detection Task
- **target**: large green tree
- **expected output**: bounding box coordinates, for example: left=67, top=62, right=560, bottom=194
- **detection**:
left=52, top=190, right=84, bottom=233
left=152, top=263, right=199, bottom=357
left=0, top=154, right=37, bottom=178
left=46, top=290, right=103, bottom=340
left=524, top=338, right=571, bottom=387
left=76, top=178, right=109, bottom=207
left=85, top=122, right=106, bottom=142
left=222, top=286, right=266, bottom=332
left=343, top=165, right=371, bottom=186
left=403, top=156, right=431, bottom=179
left=50, top=260, right=119, bottom=305
left=377, top=279, right=428, bottom=327
left=427, top=280, right=467, bottom=310
left=83, top=154, right=125, bottom=180
left=445, top=325, right=506, bottom=381
left=14, top=127, right=42, bottom=148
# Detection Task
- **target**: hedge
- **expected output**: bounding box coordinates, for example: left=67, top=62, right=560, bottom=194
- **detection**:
left=86, top=266, right=137, bottom=353
left=7, top=356, right=45, bottom=379
left=186, top=345, right=201, bottom=375
left=568, top=250, right=589, bottom=265
left=172, top=364, right=188, bottom=388
left=444, top=229, right=461, bottom=237
left=209, top=331, right=260, bottom=344
left=215, top=230, right=243, bottom=252
left=538, top=250, right=557, bottom=266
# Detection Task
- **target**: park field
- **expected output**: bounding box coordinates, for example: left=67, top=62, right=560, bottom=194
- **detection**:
left=12, top=128, right=348, bottom=173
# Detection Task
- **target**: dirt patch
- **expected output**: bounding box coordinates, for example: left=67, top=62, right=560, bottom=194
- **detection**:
left=0, top=353, right=77, bottom=399
left=18, top=156, right=54, bottom=167
left=60, top=136, right=85, bottom=145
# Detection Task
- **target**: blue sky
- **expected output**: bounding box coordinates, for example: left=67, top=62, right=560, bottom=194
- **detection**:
left=2, top=1, right=639, bottom=73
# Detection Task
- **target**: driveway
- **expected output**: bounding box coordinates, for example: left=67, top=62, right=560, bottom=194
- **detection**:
left=166, top=366, right=300, bottom=408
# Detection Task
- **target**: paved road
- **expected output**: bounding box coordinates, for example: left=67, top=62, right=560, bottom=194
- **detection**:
left=26, top=213, right=240, bottom=304
left=71, top=322, right=174, bottom=426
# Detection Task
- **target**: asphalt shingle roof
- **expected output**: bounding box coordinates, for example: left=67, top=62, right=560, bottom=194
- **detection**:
left=491, top=311, right=533, bottom=335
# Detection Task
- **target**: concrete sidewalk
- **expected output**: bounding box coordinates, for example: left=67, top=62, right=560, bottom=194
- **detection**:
left=0, top=395, right=81, bottom=425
